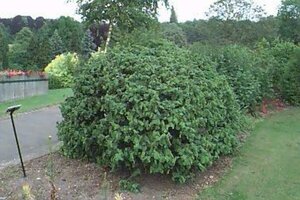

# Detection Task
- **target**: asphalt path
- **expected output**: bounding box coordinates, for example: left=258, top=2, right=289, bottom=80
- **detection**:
left=0, top=106, right=62, bottom=168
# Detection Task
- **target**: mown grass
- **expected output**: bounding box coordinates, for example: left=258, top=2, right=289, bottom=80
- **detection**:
left=0, top=88, right=72, bottom=117
left=198, top=108, right=300, bottom=200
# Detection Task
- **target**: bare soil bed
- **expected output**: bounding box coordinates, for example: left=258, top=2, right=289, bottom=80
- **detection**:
left=0, top=152, right=231, bottom=200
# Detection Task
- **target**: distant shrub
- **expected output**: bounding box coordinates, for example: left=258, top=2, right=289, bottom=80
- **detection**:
left=45, top=53, right=78, bottom=89
left=281, top=48, right=300, bottom=105
left=161, top=23, right=187, bottom=47
left=268, top=40, right=297, bottom=96
left=208, top=45, right=262, bottom=112
left=255, top=39, right=300, bottom=104
left=189, top=42, right=220, bottom=58
left=253, top=40, right=276, bottom=100
left=58, top=41, right=246, bottom=183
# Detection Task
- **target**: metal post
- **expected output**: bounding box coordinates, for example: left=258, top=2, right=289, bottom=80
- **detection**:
left=6, top=105, right=26, bottom=178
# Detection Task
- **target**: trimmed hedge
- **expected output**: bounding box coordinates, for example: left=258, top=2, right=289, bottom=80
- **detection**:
left=58, top=41, right=246, bottom=183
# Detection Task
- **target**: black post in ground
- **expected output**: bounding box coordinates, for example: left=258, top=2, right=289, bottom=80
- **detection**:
left=6, top=105, right=26, bottom=178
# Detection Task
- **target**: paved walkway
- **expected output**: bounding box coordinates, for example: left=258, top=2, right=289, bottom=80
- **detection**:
left=0, top=106, right=62, bottom=168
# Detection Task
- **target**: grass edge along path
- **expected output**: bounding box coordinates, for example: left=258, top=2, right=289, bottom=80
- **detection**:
left=0, top=88, right=72, bottom=117
left=198, top=107, right=300, bottom=200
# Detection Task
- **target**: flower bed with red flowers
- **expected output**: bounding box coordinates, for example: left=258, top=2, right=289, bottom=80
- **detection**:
left=0, top=70, right=46, bottom=78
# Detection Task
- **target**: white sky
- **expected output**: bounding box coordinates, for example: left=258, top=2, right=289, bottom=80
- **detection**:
left=0, top=0, right=282, bottom=22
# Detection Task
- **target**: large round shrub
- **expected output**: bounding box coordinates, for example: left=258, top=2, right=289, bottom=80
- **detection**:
left=58, top=41, right=245, bottom=183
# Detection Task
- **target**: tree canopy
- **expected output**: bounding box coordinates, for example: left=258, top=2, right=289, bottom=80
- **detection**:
left=170, top=6, right=178, bottom=23
left=0, top=24, right=9, bottom=68
left=8, top=27, right=34, bottom=69
left=73, top=0, right=169, bottom=28
left=71, top=0, right=169, bottom=52
left=206, top=0, right=266, bottom=21
left=278, top=0, right=300, bottom=43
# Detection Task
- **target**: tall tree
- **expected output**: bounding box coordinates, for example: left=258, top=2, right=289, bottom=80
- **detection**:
left=170, top=6, right=178, bottom=23
left=53, top=16, right=84, bottom=53
left=206, top=0, right=266, bottom=21
left=25, top=23, right=56, bottom=69
left=27, top=31, right=51, bottom=69
left=278, top=0, right=300, bottom=44
left=49, top=29, right=65, bottom=59
left=72, top=0, right=169, bottom=52
left=8, top=27, right=34, bottom=69
left=0, top=24, right=9, bottom=68
left=81, top=29, right=96, bottom=58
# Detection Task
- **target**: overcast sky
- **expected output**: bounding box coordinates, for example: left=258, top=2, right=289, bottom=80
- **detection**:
left=0, top=0, right=282, bottom=22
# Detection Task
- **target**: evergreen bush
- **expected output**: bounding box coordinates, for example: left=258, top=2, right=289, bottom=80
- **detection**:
left=58, top=41, right=246, bottom=183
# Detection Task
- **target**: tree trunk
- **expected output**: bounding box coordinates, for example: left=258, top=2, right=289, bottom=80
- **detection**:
left=104, top=23, right=113, bottom=53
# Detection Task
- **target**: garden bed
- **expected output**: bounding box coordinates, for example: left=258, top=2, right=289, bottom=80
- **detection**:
left=0, top=152, right=231, bottom=200
left=0, top=71, right=48, bottom=102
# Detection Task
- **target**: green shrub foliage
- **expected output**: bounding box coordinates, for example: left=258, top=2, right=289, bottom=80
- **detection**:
left=253, top=40, right=276, bottom=100
left=281, top=48, right=300, bottom=105
left=210, top=45, right=262, bottom=112
left=268, top=40, right=297, bottom=96
left=58, top=41, right=245, bottom=183
left=255, top=39, right=300, bottom=104
left=45, top=53, right=78, bottom=89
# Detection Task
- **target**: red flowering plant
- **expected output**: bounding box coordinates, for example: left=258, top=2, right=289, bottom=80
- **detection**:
left=0, top=70, right=46, bottom=79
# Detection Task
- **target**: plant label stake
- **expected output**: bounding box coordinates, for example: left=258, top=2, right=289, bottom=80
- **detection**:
left=6, top=105, right=26, bottom=178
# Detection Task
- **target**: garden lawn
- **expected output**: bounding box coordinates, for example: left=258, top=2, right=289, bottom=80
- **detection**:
left=0, top=88, right=72, bottom=117
left=198, top=108, right=300, bottom=200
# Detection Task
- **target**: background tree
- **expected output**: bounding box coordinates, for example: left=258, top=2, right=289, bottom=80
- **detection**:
left=72, top=0, right=169, bottom=52
left=49, top=29, right=65, bottom=59
left=179, top=20, right=210, bottom=44
left=170, top=6, right=178, bottom=23
left=0, top=24, right=9, bottom=68
left=26, top=35, right=49, bottom=69
left=89, top=22, right=109, bottom=49
left=278, top=0, right=300, bottom=44
left=8, top=27, right=34, bottom=69
left=255, top=16, right=280, bottom=42
left=52, top=17, right=84, bottom=53
left=179, top=17, right=279, bottom=47
left=81, top=29, right=96, bottom=59
left=26, top=27, right=52, bottom=69
left=161, top=23, right=187, bottom=47
left=206, top=0, right=266, bottom=21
